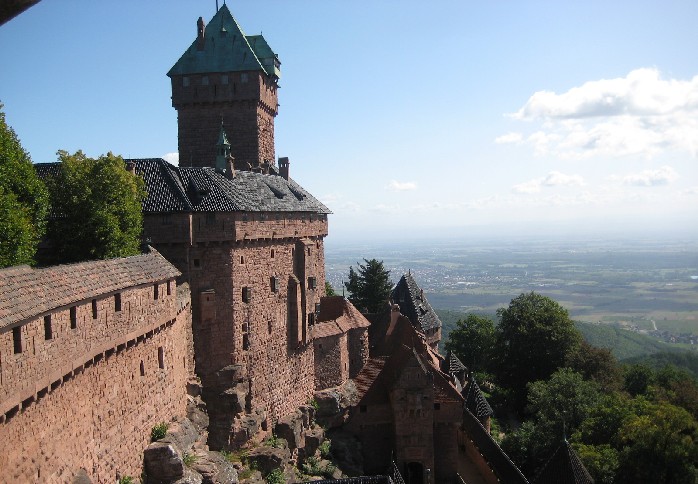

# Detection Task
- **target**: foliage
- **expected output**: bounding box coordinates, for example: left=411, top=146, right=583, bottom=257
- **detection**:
left=117, top=477, right=134, bottom=484
left=494, top=292, right=582, bottom=411
left=625, top=350, right=698, bottom=379
left=623, top=363, right=656, bottom=396
left=318, top=439, right=332, bottom=459
left=573, top=443, right=619, bottom=484
left=221, top=448, right=248, bottom=464
left=309, top=398, right=319, bottom=411
left=325, top=281, right=337, bottom=296
left=616, top=401, right=698, bottom=483
left=575, top=321, right=676, bottom=361
left=0, top=104, right=49, bottom=267
left=46, top=150, right=145, bottom=263
left=150, top=422, right=169, bottom=442
left=344, top=258, right=392, bottom=314
left=444, top=313, right=495, bottom=372
left=566, top=340, right=622, bottom=391
left=183, top=452, right=197, bottom=467
left=263, top=433, right=287, bottom=449
left=265, top=468, right=285, bottom=484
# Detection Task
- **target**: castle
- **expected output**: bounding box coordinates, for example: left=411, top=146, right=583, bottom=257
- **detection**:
left=0, top=6, right=591, bottom=484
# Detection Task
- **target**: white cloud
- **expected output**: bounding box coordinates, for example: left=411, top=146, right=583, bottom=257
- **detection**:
left=371, top=203, right=401, bottom=213
left=513, top=171, right=585, bottom=194
left=505, top=68, right=698, bottom=160
left=681, top=186, right=698, bottom=196
left=495, top=132, right=523, bottom=144
left=162, top=152, right=179, bottom=165
left=623, top=166, right=678, bottom=187
left=385, top=180, right=417, bottom=191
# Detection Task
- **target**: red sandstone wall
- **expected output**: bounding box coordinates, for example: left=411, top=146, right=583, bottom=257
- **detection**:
left=172, top=71, right=277, bottom=168
left=0, top=287, right=193, bottom=483
left=313, top=333, right=348, bottom=390
left=0, top=279, right=178, bottom=412
left=348, top=327, right=369, bottom=379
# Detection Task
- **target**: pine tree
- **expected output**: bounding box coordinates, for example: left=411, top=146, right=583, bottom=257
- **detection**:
left=344, top=258, right=392, bottom=314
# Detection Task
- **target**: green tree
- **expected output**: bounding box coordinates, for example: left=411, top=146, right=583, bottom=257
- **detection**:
left=623, top=363, right=656, bottom=396
left=46, top=150, right=145, bottom=263
left=344, top=258, right=392, bottom=314
left=494, top=292, right=582, bottom=411
left=617, top=401, right=698, bottom=484
left=444, top=314, right=495, bottom=372
left=566, top=340, right=623, bottom=392
left=325, top=281, right=337, bottom=297
left=0, top=104, right=48, bottom=267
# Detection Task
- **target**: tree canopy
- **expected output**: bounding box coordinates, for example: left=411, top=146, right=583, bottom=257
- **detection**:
left=0, top=104, right=48, bottom=267
left=46, top=150, right=145, bottom=263
left=494, top=292, right=582, bottom=411
left=444, top=313, right=495, bottom=372
left=344, top=258, right=392, bottom=314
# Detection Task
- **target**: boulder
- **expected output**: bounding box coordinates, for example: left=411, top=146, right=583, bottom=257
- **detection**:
left=144, top=442, right=185, bottom=483
left=246, top=446, right=290, bottom=476
left=189, top=450, right=239, bottom=484
left=274, top=410, right=304, bottom=450
left=172, top=468, right=204, bottom=484
left=161, top=417, right=200, bottom=454
left=327, top=430, right=363, bottom=477
left=71, top=469, right=92, bottom=484
left=303, top=428, right=325, bottom=459
left=313, top=389, right=341, bottom=418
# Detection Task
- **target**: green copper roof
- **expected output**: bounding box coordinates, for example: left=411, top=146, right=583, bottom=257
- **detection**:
left=168, top=4, right=280, bottom=78
left=217, top=125, right=230, bottom=146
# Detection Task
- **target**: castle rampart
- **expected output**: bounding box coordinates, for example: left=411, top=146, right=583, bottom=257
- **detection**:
left=0, top=251, right=194, bottom=482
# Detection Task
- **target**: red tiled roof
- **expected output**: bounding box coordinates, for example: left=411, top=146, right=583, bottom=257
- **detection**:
left=0, top=249, right=180, bottom=329
left=313, top=296, right=371, bottom=339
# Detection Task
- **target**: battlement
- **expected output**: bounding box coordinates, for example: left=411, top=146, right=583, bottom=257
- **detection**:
left=0, top=250, right=181, bottom=419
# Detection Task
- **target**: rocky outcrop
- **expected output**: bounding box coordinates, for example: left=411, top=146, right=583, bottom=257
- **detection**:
left=246, top=446, right=291, bottom=476
left=144, top=442, right=185, bottom=483
left=314, top=380, right=359, bottom=429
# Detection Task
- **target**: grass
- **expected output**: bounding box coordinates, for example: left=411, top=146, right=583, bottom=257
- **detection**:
left=150, top=422, right=169, bottom=442
left=183, top=452, right=197, bottom=467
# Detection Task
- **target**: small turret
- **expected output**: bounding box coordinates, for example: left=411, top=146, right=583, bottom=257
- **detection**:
left=196, top=17, right=205, bottom=50
left=215, top=124, right=234, bottom=179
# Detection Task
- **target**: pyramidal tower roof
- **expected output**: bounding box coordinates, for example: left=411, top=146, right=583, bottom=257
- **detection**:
left=168, top=4, right=280, bottom=79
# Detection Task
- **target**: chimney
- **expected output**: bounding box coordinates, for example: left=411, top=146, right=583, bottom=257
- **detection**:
left=278, top=157, right=289, bottom=180
left=226, top=157, right=235, bottom=180
left=197, top=17, right=206, bottom=50
left=125, top=161, right=136, bottom=175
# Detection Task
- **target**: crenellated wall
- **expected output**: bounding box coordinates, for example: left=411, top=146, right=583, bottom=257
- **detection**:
left=0, top=256, right=194, bottom=483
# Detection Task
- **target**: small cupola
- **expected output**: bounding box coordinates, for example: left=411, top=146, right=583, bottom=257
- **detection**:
left=216, top=123, right=235, bottom=178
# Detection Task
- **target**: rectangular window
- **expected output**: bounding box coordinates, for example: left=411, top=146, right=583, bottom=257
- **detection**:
left=271, top=276, right=279, bottom=293
left=70, top=306, right=77, bottom=329
left=193, top=258, right=201, bottom=268
left=13, top=327, right=22, bottom=354
left=114, top=293, right=122, bottom=312
left=92, top=299, right=98, bottom=319
left=166, top=281, right=172, bottom=296
left=44, top=315, right=52, bottom=340
left=158, top=347, right=164, bottom=369
left=242, top=287, right=252, bottom=303
left=308, top=277, right=317, bottom=289
left=154, top=284, right=159, bottom=300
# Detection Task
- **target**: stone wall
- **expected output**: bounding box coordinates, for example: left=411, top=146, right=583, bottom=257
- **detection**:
left=348, top=327, right=369, bottom=379
left=171, top=71, right=277, bottom=168
left=314, top=333, right=349, bottom=390
left=0, top=285, right=193, bottom=483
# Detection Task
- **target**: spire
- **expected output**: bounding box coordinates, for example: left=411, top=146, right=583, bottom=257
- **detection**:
left=215, top=123, right=234, bottom=177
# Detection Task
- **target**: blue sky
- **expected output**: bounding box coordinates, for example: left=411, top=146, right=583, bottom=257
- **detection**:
left=1, top=1, right=697, bottom=242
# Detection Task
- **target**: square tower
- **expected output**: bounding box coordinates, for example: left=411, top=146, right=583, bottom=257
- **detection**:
left=168, top=5, right=280, bottom=169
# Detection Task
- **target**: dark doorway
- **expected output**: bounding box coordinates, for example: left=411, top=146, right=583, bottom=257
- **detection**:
left=405, top=461, right=424, bottom=484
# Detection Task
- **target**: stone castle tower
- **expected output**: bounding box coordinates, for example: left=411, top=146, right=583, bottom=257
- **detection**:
left=168, top=5, right=280, bottom=170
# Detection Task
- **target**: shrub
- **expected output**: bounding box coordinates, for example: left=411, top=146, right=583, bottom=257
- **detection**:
left=319, top=439, right=331, bottom=459
left=183, top=452, right=197, bottom=467
left=310, top=398, right=319, bottom=411
left=118, top=477, right=134, bottom=484
left=150, top=422, right=169, bottom=442
left=265, top=468, right=285, bottom=484
left=264, top=433, right=286, bottom=449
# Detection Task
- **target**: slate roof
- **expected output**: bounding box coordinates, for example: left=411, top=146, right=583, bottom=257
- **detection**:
left=534, top=441, right=595, bottom=484
left=36, top=158, right=330, bottom=215
left=168, top=5, right=280, bottom=79
left=464, top=374, right=493, bottom=419
left=0, top=248, right=180, bottom=330
left=390, top=273, right=442, bottom=333
left=446, top=349, right=468, bottom=375
left=313, top=296, right=371, bottom=339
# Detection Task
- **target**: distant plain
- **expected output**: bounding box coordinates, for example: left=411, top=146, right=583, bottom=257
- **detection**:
left=325, top=235, right=698, bottom=343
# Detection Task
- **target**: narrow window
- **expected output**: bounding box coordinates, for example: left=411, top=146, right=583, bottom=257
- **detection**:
left=242, top=287, right=252, bottom=303
left=158, top=347, right=164, bottom=369
left=268, top=320, right=273, bottom=334
left=114, top=293, right=122, bottom=312
left=193, top=258, right=201, bottom=268
left=271, top=276, right=279, bottom=293
left=308, top=313, right=315, bottom=326
left=240, top=255, right=244, bottom=264
left=13, top=327, right=22, bottom=354
left=154, top=284, right=159, bottom=300
left=70, top=306, right=77, bottom=329
left=44, top=315, right=52, bottom=340
left=140, top=361, right=145, bottom=376
left=307, top=247, right=311, bottom=256
left=243, top=333, right=250, bottom=350
left=92, top=299, right=98, bottom=319
left=270, top=249, right=275, bottom=259
left=167, top=281, right=172, bottom=296
left=308, top=277, right=317, bottom=289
